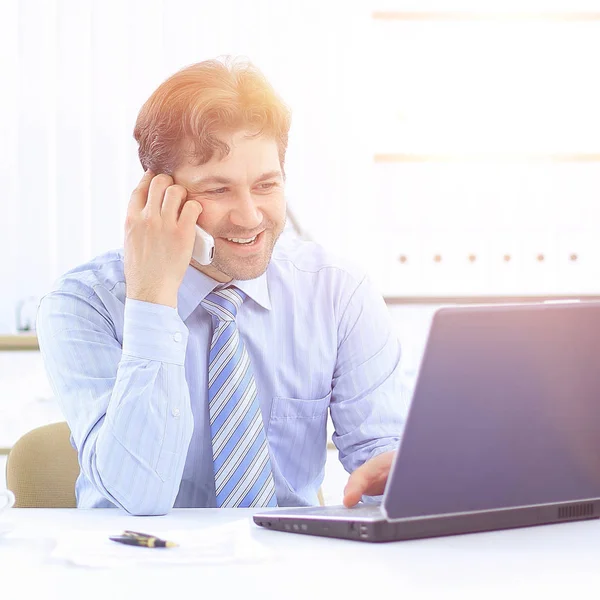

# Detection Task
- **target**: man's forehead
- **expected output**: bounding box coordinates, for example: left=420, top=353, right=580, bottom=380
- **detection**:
left=176, top=133, right=281, bottom=184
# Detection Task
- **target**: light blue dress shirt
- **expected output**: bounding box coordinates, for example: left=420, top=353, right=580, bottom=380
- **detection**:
left=36, top=235, right=404, bottom=515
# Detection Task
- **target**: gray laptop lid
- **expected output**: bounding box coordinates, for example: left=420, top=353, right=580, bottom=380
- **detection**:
left=384, top=302, right=600, bottom=521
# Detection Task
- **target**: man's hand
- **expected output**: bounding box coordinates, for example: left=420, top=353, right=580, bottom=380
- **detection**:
left=124, top=171, right=202, bottom=308
left=343, top=450, right=396, bottom=507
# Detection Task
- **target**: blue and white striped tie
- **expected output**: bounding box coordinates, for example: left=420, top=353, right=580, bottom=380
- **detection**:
left=201, top=287, right=277, bottom=508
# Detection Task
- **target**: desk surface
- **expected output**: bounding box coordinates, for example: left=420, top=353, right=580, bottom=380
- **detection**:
left=1, top=508, right=599, bottom=598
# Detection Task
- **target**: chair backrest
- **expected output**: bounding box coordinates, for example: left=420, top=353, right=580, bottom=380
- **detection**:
left=6, top=421, right=79, bottom=508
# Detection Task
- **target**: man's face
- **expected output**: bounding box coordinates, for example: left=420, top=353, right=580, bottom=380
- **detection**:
left=173, top=131, right=286, bottom=282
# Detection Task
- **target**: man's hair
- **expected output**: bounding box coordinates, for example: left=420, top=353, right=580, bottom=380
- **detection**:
left=134, top=57, right=292, bottom=174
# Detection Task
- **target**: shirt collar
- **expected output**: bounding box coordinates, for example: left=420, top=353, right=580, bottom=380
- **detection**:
left=176, top=264, right=272, bottom=321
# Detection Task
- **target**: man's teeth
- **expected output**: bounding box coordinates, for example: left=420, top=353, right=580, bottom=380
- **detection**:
left=227, top=236, right=257, bottom=244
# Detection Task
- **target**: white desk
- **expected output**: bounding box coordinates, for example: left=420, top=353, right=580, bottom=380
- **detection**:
left=1, top=509, right=599, bottom=599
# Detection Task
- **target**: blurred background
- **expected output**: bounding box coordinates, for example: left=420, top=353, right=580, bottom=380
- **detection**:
left=1, top=0, right=600, bottom=503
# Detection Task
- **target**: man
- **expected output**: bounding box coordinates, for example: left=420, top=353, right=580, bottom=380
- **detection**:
left=37, top=57, right=404, bottom=515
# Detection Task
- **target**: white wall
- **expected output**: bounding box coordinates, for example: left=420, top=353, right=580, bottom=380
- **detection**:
left=369, top=2, right=600, bottom=297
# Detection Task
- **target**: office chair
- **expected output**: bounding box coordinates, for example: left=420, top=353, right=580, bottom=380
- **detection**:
left=6, top=421, right=79, bottom=508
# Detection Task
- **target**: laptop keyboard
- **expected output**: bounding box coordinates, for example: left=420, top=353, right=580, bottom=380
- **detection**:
left=268, top=504, right=383, bottom=519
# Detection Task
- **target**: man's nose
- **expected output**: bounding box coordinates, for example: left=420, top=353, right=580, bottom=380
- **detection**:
left=229, top=190, right=263, bottom=229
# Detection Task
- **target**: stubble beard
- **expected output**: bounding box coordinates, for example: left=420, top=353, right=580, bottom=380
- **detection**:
left=211, top=221, right=285, bottom=281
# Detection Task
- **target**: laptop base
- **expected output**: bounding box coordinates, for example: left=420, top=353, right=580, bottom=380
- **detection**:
left=254, top=501, right=600, bottom=542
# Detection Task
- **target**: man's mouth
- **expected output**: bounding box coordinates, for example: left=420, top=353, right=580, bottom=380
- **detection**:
left=221, top=231, right=265, bottom=248
left=226, top=235, right=258, bottom=245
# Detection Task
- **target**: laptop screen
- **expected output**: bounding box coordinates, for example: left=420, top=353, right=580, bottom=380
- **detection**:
left=384, top=302, right=600, bottom=520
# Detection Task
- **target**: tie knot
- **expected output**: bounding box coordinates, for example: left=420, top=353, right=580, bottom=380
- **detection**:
left=201, top=286, right=247, bottom=322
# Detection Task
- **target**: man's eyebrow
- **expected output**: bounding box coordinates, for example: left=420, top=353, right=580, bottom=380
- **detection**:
left=254, top=170, right=283, bottom=183
left=189, top=171, right=283, bottom=187
left=189, top=175, right=233, bottom=186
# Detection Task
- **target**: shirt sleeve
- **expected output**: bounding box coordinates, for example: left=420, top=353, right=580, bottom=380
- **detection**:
left=36, top=288, right=193, bottom=515
left=329, top=275, right=406, bottom=479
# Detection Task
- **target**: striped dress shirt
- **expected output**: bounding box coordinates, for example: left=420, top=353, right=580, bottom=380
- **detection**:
left=36, top=235, right=405, bottom=515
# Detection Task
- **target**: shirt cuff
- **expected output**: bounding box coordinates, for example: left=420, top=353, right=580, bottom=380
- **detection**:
left=122, top=298, right=188, bottom=365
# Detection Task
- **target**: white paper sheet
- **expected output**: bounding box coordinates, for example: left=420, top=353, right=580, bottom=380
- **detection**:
left=50, top=519, right=273, bottom=568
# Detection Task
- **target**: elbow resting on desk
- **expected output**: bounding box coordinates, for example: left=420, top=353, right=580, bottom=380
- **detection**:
left=85, top=451, right=180, bottom=516
left=78, top=422, right=191, bottom=516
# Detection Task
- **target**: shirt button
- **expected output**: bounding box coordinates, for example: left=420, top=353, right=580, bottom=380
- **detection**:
left=173, top=332, right=182, bottom=343
left=172, top=408, right=180, bottom=418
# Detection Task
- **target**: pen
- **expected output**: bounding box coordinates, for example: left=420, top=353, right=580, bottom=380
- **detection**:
left=109, top=530, right=178, bottom=548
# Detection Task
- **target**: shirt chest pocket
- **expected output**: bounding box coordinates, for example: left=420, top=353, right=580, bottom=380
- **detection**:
left=269, top=392, right=331, bottom=420
left=267, top=392, right=331, bottom=494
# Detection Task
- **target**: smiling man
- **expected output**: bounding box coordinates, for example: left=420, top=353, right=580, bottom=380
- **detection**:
left=36, top=57, right=404, bottom=515
left=175, top=133, right=286, bottom=283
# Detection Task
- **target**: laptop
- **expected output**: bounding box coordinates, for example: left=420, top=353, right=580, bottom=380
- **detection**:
left=254, top=301, right=600, bottom=542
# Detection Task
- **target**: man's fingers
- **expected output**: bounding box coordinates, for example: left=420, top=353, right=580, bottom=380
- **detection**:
left=343, top=482, right=364, bottom=508
left=145, top=173, right=174, bottom=216
left=127, top=169, right=154, bottom=216
left=160, top=184, right=188, bottom=221
left=179, top=199, right=203, bottom=228
left=342, top=451, right=396, bottom=507
left=343, top=469, right=370, bottom=507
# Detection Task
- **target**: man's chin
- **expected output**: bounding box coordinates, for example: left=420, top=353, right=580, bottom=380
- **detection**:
left=211, top=254, right=271, bottom=281
left=203, top=229, right=282, bottom=281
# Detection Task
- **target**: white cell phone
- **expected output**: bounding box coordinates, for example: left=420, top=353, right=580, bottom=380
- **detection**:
left=192, top=226, right=215, bottom=265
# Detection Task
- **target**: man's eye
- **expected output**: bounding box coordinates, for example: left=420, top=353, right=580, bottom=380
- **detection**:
left=207, top=187, right=228, bottom=194
left=258, top=182, right=277, bottom=190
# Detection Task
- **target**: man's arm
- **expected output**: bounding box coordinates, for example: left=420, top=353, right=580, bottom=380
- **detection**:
left=37, top=171, right=202, bottom=515
left=329, top=274, right=406, bottom=504
left=37, top=290, right=193, bottom=515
